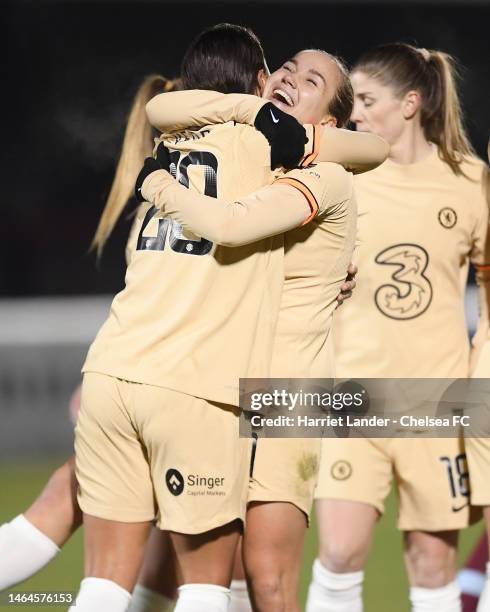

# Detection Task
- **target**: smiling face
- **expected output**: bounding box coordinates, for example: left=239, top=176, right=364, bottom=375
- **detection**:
left=263, top=50, right=341, bottom=125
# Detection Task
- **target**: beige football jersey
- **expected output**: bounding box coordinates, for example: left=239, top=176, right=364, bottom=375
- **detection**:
left=333, top=151, right=489, bottom=378
left=140, top=161, right=357, bottom=380
left=272, top=165, right=357, bottom=378
left=83, top=122, right=283, bottom=405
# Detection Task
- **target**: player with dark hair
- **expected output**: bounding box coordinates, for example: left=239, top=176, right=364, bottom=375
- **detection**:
left=132, top=45, right=387, bottom=611
left=0, top=25, right=379, bottom=612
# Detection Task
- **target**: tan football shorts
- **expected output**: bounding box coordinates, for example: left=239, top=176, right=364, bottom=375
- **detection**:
left=249, top=438, right=322, bottom=518
left=315, top=437, right=477, bottom=530
left=75, top=372, right=252, bottom=534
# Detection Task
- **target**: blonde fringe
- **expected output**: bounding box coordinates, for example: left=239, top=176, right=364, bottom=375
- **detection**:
left=92, top=75, right=179, bottom=255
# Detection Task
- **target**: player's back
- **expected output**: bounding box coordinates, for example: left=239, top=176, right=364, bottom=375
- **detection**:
left=271, top=162, right=357, bottom=378
left=333, top=152, right=488, bottom=378
left=83, top=122, right=283, bottom=405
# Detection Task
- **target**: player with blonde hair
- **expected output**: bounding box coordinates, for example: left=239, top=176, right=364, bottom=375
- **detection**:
left=0, top=29, right=382, bottom=611
left=305, top=43, right=489, bottom=612
left=72, top=24, right=388, bottom=612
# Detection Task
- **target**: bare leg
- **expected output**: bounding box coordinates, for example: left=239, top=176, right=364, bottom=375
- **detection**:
left=25, top=455, right=82, bottom=546
left=83, top=514, right=152, bottom=592
left=0, top=456, right=82, bottom=591
left=243, top=502, right=306, bottom=612
left=305, top=499, right=378, bottom=612
left=169, top=520, right=241, bottom=587
left=232, top=539, right=246, bottom=581
left=229, top=539, right=252, bottom=612
left=136, top=527, right=178, bottom=599
left=317, top=499, right=378, bottom=573
left=405, top=531, right=461, bottom=611
left=404, top=531, right=459, bottom=588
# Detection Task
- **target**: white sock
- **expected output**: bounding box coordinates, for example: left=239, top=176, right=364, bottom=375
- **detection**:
left=128, top=584, right=174, bottom=612
left=305, top=559, right=363, bottom=611
left=0, top=514, right=59, bottom=590
left=69, top=577, right=131, bottom=611
left=174, top=584, right=230, bottom=612
left=229, top=580, right=252, bottom=612
left=410, top=580, right=461, bottom=612
left=477, top=563, right=490, bottom=612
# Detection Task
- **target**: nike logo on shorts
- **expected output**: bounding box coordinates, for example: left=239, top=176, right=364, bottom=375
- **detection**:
left=451, top=501, right=469, bottom=512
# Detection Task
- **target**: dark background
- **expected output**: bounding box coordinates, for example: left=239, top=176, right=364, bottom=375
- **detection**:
left=3, top=1, right=489, bottom=296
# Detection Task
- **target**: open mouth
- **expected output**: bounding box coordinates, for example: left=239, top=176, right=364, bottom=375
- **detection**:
left=272, top=88, right=294, bottom=107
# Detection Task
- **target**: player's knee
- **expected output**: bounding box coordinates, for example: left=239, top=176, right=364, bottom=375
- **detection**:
left=319, top=539, right=367, bottom=573
left=405, top=542, right=456, bottom=588
left=247, top=571, right=284, bottom=611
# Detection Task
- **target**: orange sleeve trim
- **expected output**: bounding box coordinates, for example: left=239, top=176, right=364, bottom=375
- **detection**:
left=475, top=264, right=490, bottom=270
left=301, top=124, right=321, bottom=167
left=275, top=176, right=319, bottom=225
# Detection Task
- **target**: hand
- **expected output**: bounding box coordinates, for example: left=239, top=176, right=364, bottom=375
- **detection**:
left=336, top=263, right=357, bottom=306
left=134, top=143, right=171, bottom=202
left=254, top=102, right=307, bottom=170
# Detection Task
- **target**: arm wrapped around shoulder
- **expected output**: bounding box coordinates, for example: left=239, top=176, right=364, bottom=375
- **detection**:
left=140, top=170, right=311, bottom=247
left=146, top=90, right=265, bottom=133
left=314, top=128, right=389, bottom=174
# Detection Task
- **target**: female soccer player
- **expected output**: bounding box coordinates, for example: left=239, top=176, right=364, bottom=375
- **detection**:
left=0, top=29, right=372, bottom=612
left=72, top=24, right=385, bottom=612
left=133, top=41, right=389, bottom=610
left=465, top=140, right=490, bottom=612
left=306, top=43, right=489, bottom=612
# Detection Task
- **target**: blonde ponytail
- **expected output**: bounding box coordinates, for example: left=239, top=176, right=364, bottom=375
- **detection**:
left=92, top=75, right=179, bottom=255
left=426, top=51, right=475, bottom=175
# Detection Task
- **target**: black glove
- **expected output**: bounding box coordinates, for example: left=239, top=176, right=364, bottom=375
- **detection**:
left=254, top=102, right=307, bottom=170
left=135, top=143, right=171, bottom=202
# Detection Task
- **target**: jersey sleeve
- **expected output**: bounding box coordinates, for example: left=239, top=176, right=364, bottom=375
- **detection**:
left=311, top=127, right=389, bottom=174
left=274, top=163, right=353, bottom=222
left=140, top=169, right=312, bottom=247
left=146, top=90, right=265, bottom=133
left=147, top=91, right=388, bottom=174
left=469, top=165, right=490, bottom=376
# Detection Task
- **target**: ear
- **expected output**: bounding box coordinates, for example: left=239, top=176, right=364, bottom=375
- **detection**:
left=255, top=69, right=268, bottom=95
left=402, top=90, right=422, bottom=120
left=321, top=114, right=337, bottom=127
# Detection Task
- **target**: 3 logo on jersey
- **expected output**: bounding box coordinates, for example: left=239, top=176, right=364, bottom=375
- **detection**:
left=374, top=243, right=433, bottom=320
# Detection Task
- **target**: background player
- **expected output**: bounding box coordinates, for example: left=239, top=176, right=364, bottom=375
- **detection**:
left=464, top=139, right=490, bottom=611
left=306, top=43, right=489, bottom=612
